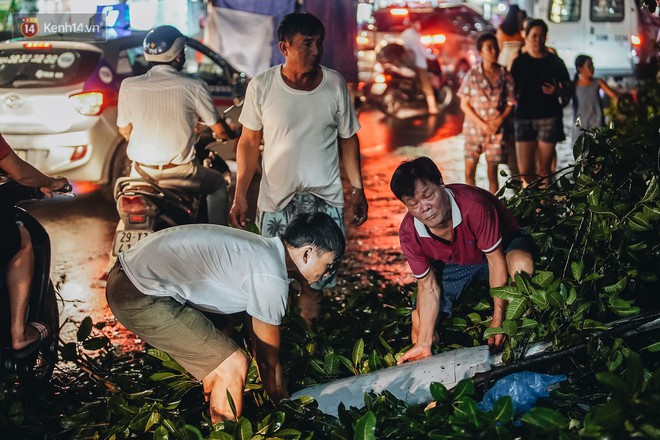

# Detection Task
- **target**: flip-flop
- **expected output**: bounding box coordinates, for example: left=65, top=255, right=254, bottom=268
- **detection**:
left=12, top=322, right=52, bottom=360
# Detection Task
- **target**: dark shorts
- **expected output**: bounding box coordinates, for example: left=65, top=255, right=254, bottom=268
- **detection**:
left=0, top=213, right=21, bottom=264
left=429, top=229, right=537, bottom=316
left=105, top=262, right=239, bottom=381
left=515, top=116, right=565, bottom=143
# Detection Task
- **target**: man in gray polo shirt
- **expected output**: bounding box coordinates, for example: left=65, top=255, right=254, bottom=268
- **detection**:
left=106, top=212, right=344, bottom=422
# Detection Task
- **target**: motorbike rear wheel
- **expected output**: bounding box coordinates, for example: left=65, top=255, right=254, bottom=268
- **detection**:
left=377, top=89, right=403, bottom=117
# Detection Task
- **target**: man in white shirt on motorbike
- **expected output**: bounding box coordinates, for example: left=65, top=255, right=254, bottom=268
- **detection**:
left=117, top=25, right=230, bottom=224
left=400, top=14, right=439, bottom=115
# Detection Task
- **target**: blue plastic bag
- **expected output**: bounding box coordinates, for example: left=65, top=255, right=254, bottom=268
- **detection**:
left=478, top=371, right=567, bottom=416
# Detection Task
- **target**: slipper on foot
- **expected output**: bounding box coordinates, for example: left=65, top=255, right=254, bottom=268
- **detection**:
left=12, top=322, right=52, bottom=359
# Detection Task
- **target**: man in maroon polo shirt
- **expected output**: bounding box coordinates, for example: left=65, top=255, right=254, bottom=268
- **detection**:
left=390, top=157, right=536, bottom=363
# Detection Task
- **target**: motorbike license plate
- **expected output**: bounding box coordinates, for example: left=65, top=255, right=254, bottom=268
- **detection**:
left=112, top=230, right=152, bottom=256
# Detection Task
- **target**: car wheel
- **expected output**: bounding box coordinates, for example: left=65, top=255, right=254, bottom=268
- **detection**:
left=103, top=142, right=131, bottom=201
left=436, top=85, right=454, bottom=109
left=377, top=88, right=402, bottom=116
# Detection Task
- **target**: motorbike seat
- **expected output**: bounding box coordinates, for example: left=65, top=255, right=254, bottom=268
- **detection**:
left=115, top=177, right=195, bottom=204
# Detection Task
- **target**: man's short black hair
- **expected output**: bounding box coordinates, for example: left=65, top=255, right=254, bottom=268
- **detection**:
left=390, top=156, right=444, bottom=201
left=525, top=18, right=548, bottom=35
left=281, top=212, right=345, bottom=262
left=277, top=12, right=325, bottom=43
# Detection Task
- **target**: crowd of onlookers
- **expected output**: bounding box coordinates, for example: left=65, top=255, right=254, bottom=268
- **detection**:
left=457, top=6, right=617, bottom=193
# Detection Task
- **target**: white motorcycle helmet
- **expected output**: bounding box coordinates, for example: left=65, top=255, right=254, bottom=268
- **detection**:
left=143, top=25, right=187, bottom=63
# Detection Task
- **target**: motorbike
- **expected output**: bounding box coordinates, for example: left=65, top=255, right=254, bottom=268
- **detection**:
left=0, top=179, right=71, bottom=381
left=362, top=43, right=454, bottom=117
left=111, top=122, right=238, bottom=256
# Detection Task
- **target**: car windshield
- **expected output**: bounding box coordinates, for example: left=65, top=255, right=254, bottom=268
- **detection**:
left=0, top=48, right=101, bottom=88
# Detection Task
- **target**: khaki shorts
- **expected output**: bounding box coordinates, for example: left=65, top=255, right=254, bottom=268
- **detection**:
left=105, top=262, right=239, bottom=381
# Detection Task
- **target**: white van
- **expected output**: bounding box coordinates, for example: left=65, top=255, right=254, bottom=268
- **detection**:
left=534, top=0, right=659, bottom=77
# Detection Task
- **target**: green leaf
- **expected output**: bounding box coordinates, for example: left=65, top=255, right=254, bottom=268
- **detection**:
left=235, top=417, right=253, bottom=439
left=502, top=320, right=518, bottom=337
left=257, top=411, right=285, bottom=435
left=628, top=212, right=652, bottom=231
left=641, top=175, right=659, bottom=203
left=623, top=351, right=644, bottom=393
left=383, top=353, right=397, bottom=367
left=483, top=327, right=505, bottom=338
left=570, top=261, right=584, bottom=281
left=513, top=272, right=533, bottom=296
left=353, top=411, right=376, bottom=440
left=491, top=396, right=513, bottom=424
left=352, top=339, right=365, bottom=366
left=309, top=360, right=327, bottom=376
left=378, top=336, right=394, bottom=353
left=273, top=428, right=303, bottom=439
left=430, top=382, right=450, bottom=403
left=519, top=407, right=567, bottom=431
left=153, top=425, right=169, bottom=440
left=643, top=342, right=660, bottom=352
left=589, top=400, right=626, bottom=430
left=227, top=390, right=237, bottom=419
left=452, top=379, right=475, bottom=400
left=467, top=312, right=483, bottom=324
left=566, top=287, right=577, bottom=306
left=144, top=410, right=159, bottom=432
left=547, top=289, right=564, bottom=309
left=60, top=342, right=78, bottom=362
left=595, top=371, right=629, bottom=398
left=77, top=316, right=93, bottom=341
left=519, top=318, right=538, bottom=329
left=324, top=353, right=340, bottom=375
left=148, top=349, right=172, bottom=362
left=367, top=350, right=382, bottom=371
left=532, top=271, right=554, bottom=288
left=490, top=285, right=523, bottom=301
left=81, top=336, right=109, bottom=351
left=150, top=372, right=181, bottom=381
left=505, top=298, right=527, bottom=320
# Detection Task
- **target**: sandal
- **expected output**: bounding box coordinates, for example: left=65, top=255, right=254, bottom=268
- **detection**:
left=12, top=322, right=52, bottom=359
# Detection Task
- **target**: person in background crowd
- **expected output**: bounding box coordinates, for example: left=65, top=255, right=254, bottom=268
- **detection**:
left=458, top=33, right=515, bottom=194
left=117, top=25, right=230, bottom=225
left=400, top=13, right=439, bottom=115
left=390, top=157, right=536, bottom=363
left=510, top=19, right=571, bottom=187
left=1, top=134, right=69, bottom=354
left=572, top=54, right=618, bottom=142
left=230, top=12, right=368, bottom=328
left=106, top=212, right=345, bottom=422
left=496, top=5, right=527, bottom=71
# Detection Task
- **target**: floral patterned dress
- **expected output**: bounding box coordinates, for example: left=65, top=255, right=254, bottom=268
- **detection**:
left=457, top=63, right=515, bottom=163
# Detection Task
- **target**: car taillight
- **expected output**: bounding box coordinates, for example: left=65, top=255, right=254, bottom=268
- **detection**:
left=390, top=8, right=408, bottom=16
left=69, top=91, right=116, bottom=116
left=421, top=34, right=447, bottom=45
left=356, top=33, right=370, bottom=46
left=630, top=35, right=641, bottom=46
left=117, top=195, right=156, bottom=215
left=23, top=42, right=52, bottom=49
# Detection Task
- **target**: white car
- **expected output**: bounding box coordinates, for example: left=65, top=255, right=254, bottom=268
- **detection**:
left=0, top=30, right=246, bottom=197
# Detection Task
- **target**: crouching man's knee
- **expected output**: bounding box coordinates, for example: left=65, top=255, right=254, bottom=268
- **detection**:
left=203, top=349, right=249, bottom=423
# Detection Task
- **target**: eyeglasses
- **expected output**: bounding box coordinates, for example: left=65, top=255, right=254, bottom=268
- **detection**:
left=321, top=259, right=340, bottom=281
